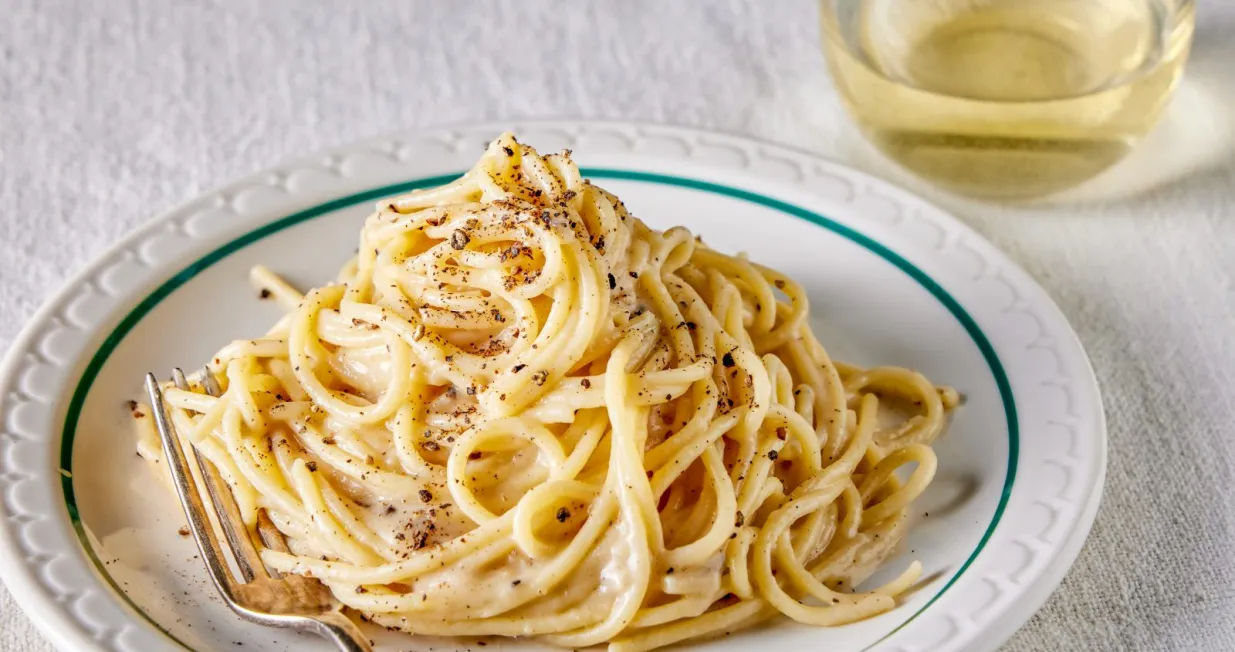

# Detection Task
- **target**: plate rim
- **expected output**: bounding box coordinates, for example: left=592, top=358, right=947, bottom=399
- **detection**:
left=0, top=120, right=1106, bottom=652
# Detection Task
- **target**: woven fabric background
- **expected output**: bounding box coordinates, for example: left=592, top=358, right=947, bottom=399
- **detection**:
left=2, top=1, right=1233, bottom=650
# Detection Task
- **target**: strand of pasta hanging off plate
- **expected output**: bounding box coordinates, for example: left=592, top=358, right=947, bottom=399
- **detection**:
left=133, top=132, right=959, bottom=652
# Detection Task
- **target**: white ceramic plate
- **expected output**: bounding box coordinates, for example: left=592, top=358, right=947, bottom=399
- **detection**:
left=0, top=122, right=1105, bottom=652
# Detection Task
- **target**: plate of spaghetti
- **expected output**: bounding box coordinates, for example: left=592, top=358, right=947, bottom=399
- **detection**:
left=0, top=122, right=1105, bottom=652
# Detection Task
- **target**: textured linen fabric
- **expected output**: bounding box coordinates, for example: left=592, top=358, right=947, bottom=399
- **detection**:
left=2, top=1, right=1234, bottom=650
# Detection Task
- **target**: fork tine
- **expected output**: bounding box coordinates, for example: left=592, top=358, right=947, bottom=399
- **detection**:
left=201, top=365, right=223, bottom=397
left=183, top=367, right=270, bottom=581
left=145, top=373, right=239, bottom=600
left=256, top=508, right=292, bottom=555
left=202, top=365, right=298, bottom=559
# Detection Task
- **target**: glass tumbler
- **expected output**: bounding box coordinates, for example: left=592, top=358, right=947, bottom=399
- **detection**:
left=820, top=0, right=1196, bottom=199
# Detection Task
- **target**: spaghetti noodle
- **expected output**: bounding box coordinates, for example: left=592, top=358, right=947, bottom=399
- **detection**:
left=136, top=133, right=958, bottom=651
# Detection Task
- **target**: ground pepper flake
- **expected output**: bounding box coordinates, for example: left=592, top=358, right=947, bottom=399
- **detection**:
left=411, top=529, right=429, bottom=549
left=450, top=229, right=470, bottom=250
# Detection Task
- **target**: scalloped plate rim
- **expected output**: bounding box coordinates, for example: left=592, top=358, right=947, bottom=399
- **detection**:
left=0, top=120, right=1106, bottom=652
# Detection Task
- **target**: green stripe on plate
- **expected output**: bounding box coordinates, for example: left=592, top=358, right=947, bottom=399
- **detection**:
left=58, top=168, right=1017, bottom=650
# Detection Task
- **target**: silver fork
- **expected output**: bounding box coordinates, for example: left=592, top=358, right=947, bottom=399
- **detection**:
left=145, top=368, right=373, bottom=651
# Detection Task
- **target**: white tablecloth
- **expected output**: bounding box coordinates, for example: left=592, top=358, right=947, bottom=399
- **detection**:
left=3, top=1, right=1234, bottom=650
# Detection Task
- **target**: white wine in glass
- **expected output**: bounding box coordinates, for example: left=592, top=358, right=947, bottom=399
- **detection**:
left=821, top=0, right=1195, bottom=199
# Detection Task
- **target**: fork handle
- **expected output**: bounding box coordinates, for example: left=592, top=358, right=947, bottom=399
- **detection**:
left=311, top=611, right=374, bottom=652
